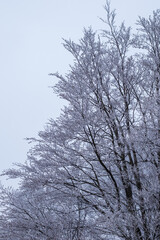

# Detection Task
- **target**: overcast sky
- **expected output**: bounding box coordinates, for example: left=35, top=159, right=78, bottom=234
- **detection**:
left=0, top=0, right=160, bottom=186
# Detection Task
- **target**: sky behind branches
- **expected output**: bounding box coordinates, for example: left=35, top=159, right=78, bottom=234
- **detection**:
left=0, top=0, right=159, bottom=186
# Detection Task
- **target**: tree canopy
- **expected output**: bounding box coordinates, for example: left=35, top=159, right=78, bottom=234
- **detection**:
left=0, top=2, right=160, bottom=240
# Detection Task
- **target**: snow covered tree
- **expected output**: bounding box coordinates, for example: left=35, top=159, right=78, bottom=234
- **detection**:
left=0, top=182, right=93, bottom=240
left=1, top=2, right=160, bottom=240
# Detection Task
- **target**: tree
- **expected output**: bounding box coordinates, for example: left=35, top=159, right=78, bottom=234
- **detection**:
left=0, top=181, right=93, bottom=240
left=1, top=2, right=160, bottom=240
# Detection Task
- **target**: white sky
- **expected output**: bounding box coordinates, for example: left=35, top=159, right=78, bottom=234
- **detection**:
left=0, top=0, right=160, bottom=186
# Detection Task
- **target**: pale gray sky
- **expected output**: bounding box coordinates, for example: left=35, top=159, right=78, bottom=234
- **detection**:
left=0, top=0, right=159, bottom=186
